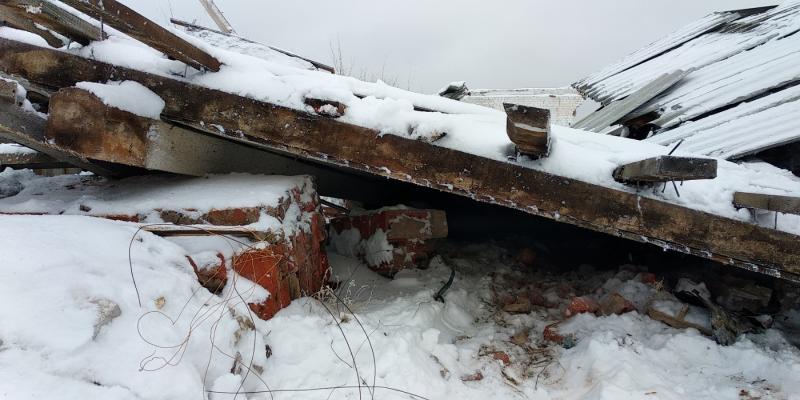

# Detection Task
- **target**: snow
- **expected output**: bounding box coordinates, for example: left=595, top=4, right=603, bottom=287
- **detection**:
left=0, top=170, right=309, bottom=219
left=1, top=212, right=800, bottom=399
left=0, top=143, right=37, bottom=155
left=75, top=81, right=166, bottom=119
left=0, top=215, right=268, bottom=400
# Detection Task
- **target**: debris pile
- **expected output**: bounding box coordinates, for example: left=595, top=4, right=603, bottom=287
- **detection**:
left=0, top=170, right=329, bottom=319
left=0, top=0, right=797, bottom=284
left=329, top=207, right=448, bottom=276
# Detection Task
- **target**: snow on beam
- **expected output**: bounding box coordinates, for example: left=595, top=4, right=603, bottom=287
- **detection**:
left=2, top=37, right=799, bottom=280
left=734, top=192, right=800, bottom=216
left=612, top=155, right=718, bottom=184
left=504, top=103, right=550, bottom=158
left=59, top=0, right=222, bottom=72
left=170, top=18, right=336, bottom=74
left=0, top=0, right=105, bottom=47
left=44, top=86, right=389, bottom=200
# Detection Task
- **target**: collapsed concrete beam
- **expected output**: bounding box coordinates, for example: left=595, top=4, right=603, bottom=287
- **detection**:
left=2, top=38, right=799, bottom=280
left=0, top=86, right=115, bottom=175
left=612, top=155, right=718, bottom=184
left=45, top=86, right=390, bottom=200
left=59, top=0, right=222, bottom=72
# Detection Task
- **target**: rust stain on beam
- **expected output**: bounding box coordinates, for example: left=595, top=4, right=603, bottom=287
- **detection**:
left=59, top=0, right=222, bottom=72
left=1, top=38, right=799, bottom=280
left=0, top=84, right=115, bottom=175
left=45, top=87, right=393, bottom=200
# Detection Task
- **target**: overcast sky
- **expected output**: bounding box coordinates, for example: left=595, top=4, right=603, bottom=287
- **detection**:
left=122, top=0, right=777, bottom=93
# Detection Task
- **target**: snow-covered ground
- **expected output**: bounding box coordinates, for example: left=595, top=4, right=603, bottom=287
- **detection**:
left=1, top=213, right=799, bottom=400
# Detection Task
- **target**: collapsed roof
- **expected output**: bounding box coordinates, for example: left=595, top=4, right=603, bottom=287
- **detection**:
left=573, top=1, right=800, bottom=164
left=1, top=0, right=799, bottom=281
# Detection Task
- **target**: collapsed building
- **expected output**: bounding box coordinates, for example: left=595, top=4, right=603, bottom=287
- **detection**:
left=572, top=3, right=800, bottom=175
left=0, top=0, right=799, bottom=326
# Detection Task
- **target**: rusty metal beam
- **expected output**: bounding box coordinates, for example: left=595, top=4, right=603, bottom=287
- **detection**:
left=59, top=0, right=221, bottom=72
left=1, top=38, right=799, bottom=280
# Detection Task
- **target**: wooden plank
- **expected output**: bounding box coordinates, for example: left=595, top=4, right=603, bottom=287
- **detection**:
left=142, top=224, right=267, bottom=238
left=573, top=70, right=687, bottom=133
left=44, top=86, right=390, bottom=200
left=504, top=103, right=550, bottom=157
left=734, top=192, right=800, bottom=215
left=170, top=18, right=335, bottom=74
left=613, top=155, right=717, bottom=184
left=0, top=4, right=64, bottom=47
left=198, top=0, right=236, bottom=34
left=2, top=37, right=799, bottom=280
left=1, top=0, right=105, bottom=46
left=59, top=0, right=221, bottom=72
left=0, top=149, right=71, bottom=169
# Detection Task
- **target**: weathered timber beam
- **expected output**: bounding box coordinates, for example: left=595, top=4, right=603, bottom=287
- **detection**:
left=142, top=224, right=267, bottom=238
left=734, top=192, right=800, bottom=215
left=0, top=85, right=114, bottom=175
left=59, top=0, right=221, bottom=72
left=613, top=155, right=717, bottom=184
left=1, top=0, right=105, bottom=46
left=1, top=38, right=799, bottom=280
left=504, top=103, right=550, bottom=157
left=0, top=149, right=71, bottom=169
left=197, top=0, right=235, bottom=34
left=45, top=87, right=389, bottom=200
left=0, top=4, right=63, bottom=47
left=170, top=18, right=335, bottom=73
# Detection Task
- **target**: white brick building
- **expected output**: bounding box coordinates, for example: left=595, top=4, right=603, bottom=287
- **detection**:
left=460, top=87, right=585, bottom=127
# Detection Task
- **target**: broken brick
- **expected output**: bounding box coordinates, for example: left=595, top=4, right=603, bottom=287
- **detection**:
left=565, top=296, right=599, bottom=317
left=598, top=293, right=636, bottom=316
left=491, top=351, right=511, bottom=366
left=515, top=247, right=537, bottom=267
left=234, top=245, right=293, bottom=320
left=329, top=207, right=447, bottom=276
left=460, top=371, right=484, bottom=382
left=640, top=272, right=658, bottom=285
left=203, top=207, right=261, bottom=226
left=186, top=253, right=227, bottom=294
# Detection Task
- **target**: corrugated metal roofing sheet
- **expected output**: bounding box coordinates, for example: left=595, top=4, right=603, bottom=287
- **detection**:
left=646, top=85, right=800, bottom=158
left=574, top=0, right=800, bottom=160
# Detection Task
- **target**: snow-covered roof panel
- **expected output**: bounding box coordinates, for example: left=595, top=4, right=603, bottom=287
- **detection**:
left=574, top=11, right=743, bottom=98
left=574, top=0, right=800, bottom=160
left=645, top=86, right=800, bottom=159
